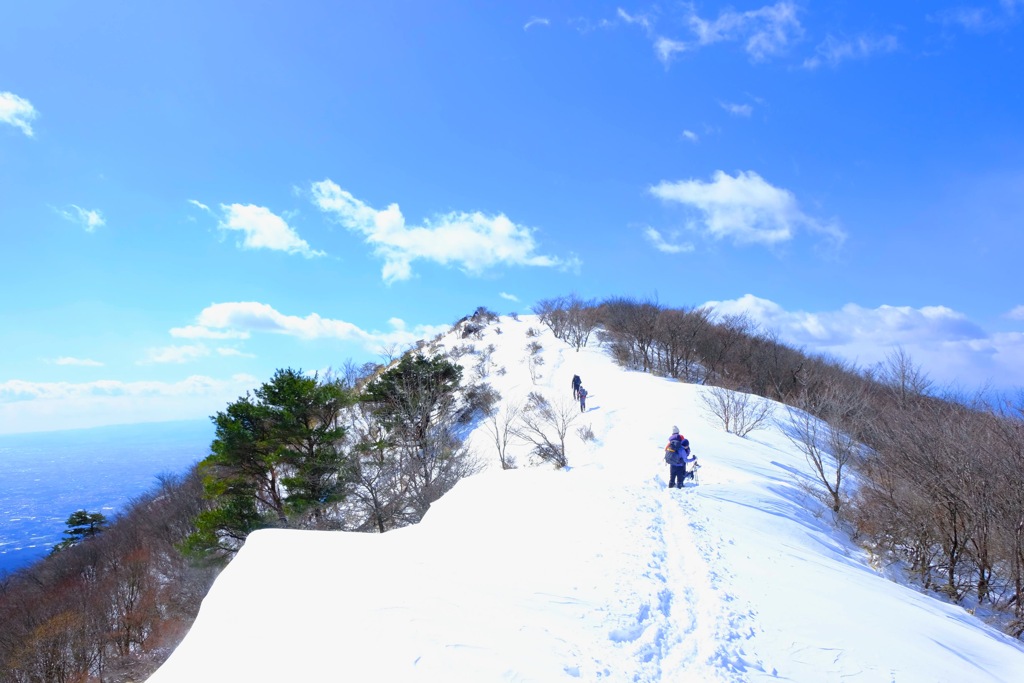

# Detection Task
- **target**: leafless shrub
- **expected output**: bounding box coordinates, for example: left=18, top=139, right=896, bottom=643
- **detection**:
left=528, top=355, right=544, bottom=383
left=577, top=423, right=596, bottom=442
left=484, top=401, right=522, bottom=469
left=526, top=341, right=545, bottom=383
left=462, top=322, right=485, bottom=339
left=526, top=326, right=540, bottom=337
left=449, top=343, right=476, bottom=359
left=474, top=345, right=496, bottom=379
left=457, top=382, right=501, bottom=425
left=513, top=392, right=579, bottom=468
left=700, top=385, right=775, bottom=437
left=784, top=382, right=867, bottom=516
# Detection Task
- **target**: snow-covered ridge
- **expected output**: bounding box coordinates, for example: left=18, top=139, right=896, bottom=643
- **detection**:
left=148, top=315, right=1024, bottom=682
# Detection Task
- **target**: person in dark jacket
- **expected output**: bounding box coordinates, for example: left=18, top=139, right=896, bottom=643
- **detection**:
left=665, top=426, right=687, bottom=488
left=578, top=385, right=588, bottom=412
left=572, top=374, right=582, bottom=400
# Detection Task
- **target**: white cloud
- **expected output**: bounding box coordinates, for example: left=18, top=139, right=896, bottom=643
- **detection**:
left=189, top=301, right=451, bottom=352
left=499, top=292, right=520, bottom=302
left=1007, top=305, right=1024, bottom=321
left=524, top=17, right=550, bottom=30
left=639, top=1, right=803, bottom=65
left=0, top=374, right=259, bottom=435
left=188, top=199, right=212, bottom=213
left=720, top=102, right=753, bottom=117
left=681, top=130, right=699, bottom=142
left=216, top=347, right=256, bottom=358
left=689, top=1, right=803, bottom=60
left=219, top=204, right=325, bottom=258
left=703, top=294, right=1024, bottom=389
left=52, top=356, right=103, bottom=367
left=649, top=170, right=845, bottom=247
left=58, top=205, right=105, bottom=232
left=617, top=8, right=653, bottom=31
left=655, top=37, right=689, bottom=63
left=803, top=34, right=899, bottom=69
left=933, top=2, right=1023, bottom=32
left=0, top=91, right=38, bottom=137
left=140, top=344, right=211, bottom=364
left=170, top=324, right=250, bottom=340
left=643, top=226, right=694, bottom=254
left=310, top=179, right=579, bottom=283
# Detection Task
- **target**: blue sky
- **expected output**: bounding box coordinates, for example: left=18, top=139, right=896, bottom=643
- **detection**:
left=2, top=1, right=1023, bottom=434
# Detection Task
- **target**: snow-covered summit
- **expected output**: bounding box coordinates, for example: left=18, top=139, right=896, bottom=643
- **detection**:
left=148, top=315, right=1024, bottom=682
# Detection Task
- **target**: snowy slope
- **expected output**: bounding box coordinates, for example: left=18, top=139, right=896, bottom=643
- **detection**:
left=148, top=316, right=1024, bottom=682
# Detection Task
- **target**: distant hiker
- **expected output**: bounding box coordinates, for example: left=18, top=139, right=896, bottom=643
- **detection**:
left=664, top=426, right=687, bottom=488
left=572, top=374, right=582, bottom=400
left=578, top=385, right=588, bottom=412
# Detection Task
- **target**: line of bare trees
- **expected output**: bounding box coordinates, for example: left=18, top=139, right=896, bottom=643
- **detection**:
left=537, top=294, right=1024, bottom=637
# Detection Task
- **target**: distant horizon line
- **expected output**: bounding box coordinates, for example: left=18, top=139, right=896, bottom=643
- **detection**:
left=0, top=416, right=213, bottom=440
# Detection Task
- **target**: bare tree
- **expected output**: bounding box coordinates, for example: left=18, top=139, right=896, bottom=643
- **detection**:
left=483, top=401, right=522, bottom=470
left=526, top=341, right=544, bottom=383
left=700, top=385, right=775, bottom=437
left=596, top=296, right=661, bottom=372
left=513, top=392, right=579, bottom=468
left=532, top=296, right=570, bottom=339
left=874, top=347, right=933, bottom=410
left=696, top=313, right=756, bottom=385
left=562, top=294, right=599, bottom=351
left=785, top=382, right=867, bottom=515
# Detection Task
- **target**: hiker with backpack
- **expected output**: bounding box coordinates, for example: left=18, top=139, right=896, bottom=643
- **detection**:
left=572, top=374, right=582, bottom=400
left=578, top=385, right=588, bottom=412
left=663, top=423, right=696, bottom=489
left=663, top=423, right=688, bottom=489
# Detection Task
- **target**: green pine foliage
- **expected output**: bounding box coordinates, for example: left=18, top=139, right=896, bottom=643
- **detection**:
left=51, top=509, right=109, bottom=552
left=184, top=368, right=355, bottom=562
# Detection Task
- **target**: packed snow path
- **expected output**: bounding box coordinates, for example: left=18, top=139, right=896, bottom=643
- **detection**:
left=149, top=316, right=1024, bottom=682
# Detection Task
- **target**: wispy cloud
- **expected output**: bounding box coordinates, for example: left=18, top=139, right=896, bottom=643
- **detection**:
left=690, top=1, right=803, bottom=61
left=617, top=8, right=654, bottom=31
left=720, top=102, right=753, bottom=117
left=140, top=344, right=211, bottom=364
left=186, top=301, right=451, bottom=353
left=681, top=130, right=699, bottom=142
left=643, top=226, right=695, bottom=254
left=704, top=294, right=1024, bottom=389
left=52, top=356, right=103, bottom=367
left=169, top=324, right=250, bottom=340
left=803, top=34, right=899, bottom=69
left=932, top=1, right=1024, bottom=32
left=499, top=292, right=520, bottom=302
left=1007, top=305, right=1024, bottom=321
left=58, top=205, right=105, bottom=232
left=187, top=199, right=212, bottom=213
left=0, top=91, right=38, bottom=137
left=649, top=170, right=845, bottom=248
left=524, top=16, right=550, bottom=31
left=216, top=347, right=256, bottom=358
left=0, top=374, right=259, bottom=434
left=625, top=2, right=803, bottom=65
left=310, top=179, right=580, bottom=284
left=218, top=204, right=324, bottom=258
